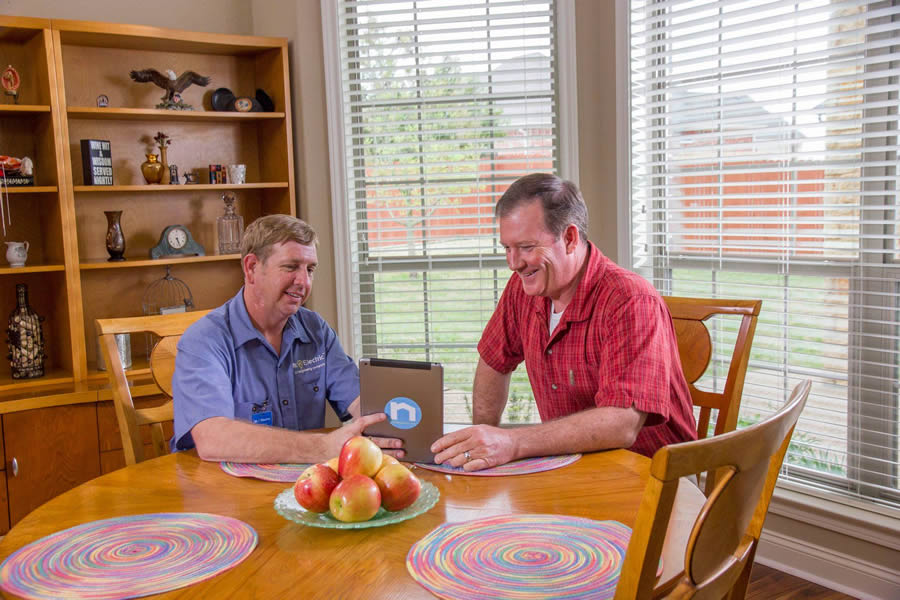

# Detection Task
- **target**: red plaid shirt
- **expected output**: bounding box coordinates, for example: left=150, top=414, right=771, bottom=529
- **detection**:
left=477, top=243, right=697, bottom=457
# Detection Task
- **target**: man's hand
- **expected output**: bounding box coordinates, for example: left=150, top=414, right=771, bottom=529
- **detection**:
left=324, top=412, right=405, bottom=460
left=430, top=424, right=517, bottom=472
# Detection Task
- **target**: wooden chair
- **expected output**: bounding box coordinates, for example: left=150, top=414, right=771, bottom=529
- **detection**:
left=96, top=311, right=209, bottom=465
left=663, top=297, right=762, bottom=443
left=614, top=379, right=811, bottom=600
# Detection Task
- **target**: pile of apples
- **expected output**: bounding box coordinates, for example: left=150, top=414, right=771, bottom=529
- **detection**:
left=293, top=436, right=422, bottom=523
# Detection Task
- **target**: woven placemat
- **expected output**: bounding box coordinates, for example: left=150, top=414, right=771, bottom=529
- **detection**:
left=220, top=462, right=312, bottom=482
left=407, top=514, right=636, bottom=600
left=415, top=454, right=580, bottom=476
left=0, top=512, right=257, bottom=600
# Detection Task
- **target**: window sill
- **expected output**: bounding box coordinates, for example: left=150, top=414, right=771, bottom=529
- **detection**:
left=769, top=480, right=900, bottom=551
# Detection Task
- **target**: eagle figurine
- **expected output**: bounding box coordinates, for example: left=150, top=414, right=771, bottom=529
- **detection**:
left=129, top=68, right=211, bottom=110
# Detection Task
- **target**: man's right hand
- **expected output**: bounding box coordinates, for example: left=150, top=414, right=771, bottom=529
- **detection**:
left=324, top=412, right=405, bottom=460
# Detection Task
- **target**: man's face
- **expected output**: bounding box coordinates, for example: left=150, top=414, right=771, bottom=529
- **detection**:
left=249, top=240, right=317, bottom=320
left=499, top=200, right=574, bottom=300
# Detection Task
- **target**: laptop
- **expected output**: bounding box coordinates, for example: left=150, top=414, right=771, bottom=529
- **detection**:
left=359, top=358, right=443, bottom=463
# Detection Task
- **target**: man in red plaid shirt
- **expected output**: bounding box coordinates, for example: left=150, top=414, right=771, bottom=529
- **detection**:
left=431, top=174, right=696, bottom=471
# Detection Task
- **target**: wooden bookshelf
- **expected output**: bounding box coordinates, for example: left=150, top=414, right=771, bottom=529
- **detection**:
left=0, top=15, right=296, bottom=534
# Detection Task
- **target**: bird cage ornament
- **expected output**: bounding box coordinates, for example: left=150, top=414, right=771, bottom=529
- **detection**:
left=141, top=266, right=194, bottom=357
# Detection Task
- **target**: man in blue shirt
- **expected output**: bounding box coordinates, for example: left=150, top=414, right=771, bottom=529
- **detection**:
left=171, top=214, right=402, bottom=463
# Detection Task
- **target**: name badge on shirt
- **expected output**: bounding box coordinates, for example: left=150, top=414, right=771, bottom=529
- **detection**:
left=252, top=411, right=273, bottom=426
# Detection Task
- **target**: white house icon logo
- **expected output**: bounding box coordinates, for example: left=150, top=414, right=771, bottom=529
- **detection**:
left=384, top=397, right=421, bottom=430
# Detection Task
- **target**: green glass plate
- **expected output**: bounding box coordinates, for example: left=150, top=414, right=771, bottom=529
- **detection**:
left=274, top=481, right=439, bottom=529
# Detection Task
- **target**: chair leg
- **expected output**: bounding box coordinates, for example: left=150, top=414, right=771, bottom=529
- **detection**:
left=725, top=544, right=757, bottom=600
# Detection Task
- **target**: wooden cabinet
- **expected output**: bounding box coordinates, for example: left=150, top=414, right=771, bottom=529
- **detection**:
left=2, top=404, right=101, bottom=530
left=0, top=16, right=295, bottom=531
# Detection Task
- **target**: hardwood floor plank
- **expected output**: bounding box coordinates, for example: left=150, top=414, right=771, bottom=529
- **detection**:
left=748, top=564, right=859, bottom=599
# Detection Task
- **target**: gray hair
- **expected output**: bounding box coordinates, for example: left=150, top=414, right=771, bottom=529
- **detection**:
left=495, top=173, right=588, bottom=243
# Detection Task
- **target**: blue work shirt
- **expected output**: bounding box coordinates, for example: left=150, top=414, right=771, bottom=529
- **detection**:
left=170, top=288, right=359, bottom=451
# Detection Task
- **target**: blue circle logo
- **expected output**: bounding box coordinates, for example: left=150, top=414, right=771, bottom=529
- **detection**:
left=384, top=396, right=421, bottom=430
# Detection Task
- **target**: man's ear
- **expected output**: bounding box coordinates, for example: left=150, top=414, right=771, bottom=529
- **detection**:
left=242, top=253, right=259, bottom=283
left=563, top=224, right=579, bottom=254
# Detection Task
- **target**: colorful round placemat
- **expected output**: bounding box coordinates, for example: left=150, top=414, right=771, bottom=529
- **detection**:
left=0, top=512, right=257, bottom=600
left=407, top=514, right=635, bottom=600
left=415, top=454, right=580, bottom=476
left=220, top=462, right=311, bottom=482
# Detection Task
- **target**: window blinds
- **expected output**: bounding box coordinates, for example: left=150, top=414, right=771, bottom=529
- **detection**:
left=630, top=0, right=899, bottom=505
left=334, top=0, right=559, bottom=424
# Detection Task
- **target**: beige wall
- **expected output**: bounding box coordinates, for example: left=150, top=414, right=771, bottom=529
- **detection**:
left=574, top=0, right=624, bottom=263
left=250, top=0, right=339, bottom=325
left=0, top=0, right=252, bottom=34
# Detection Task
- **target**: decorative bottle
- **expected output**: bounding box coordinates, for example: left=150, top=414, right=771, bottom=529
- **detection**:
left=216, top=192, right=244, bottom=254
left=6, top=284, right=46, bottom=379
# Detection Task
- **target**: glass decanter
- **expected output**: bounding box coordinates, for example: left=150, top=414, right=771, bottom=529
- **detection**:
left=216, top=192, right=244, bottom=254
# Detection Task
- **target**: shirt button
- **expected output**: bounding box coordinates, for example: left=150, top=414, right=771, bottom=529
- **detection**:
left=551, top=384, right=558, bottom=390
left=281, top=399, right=289, bottom=406
left=313, top=386, right=319, bottom=392
left=547, top=349, right=552, bottom=355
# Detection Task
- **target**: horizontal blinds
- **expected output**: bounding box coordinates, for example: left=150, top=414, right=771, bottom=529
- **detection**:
left=631, top=0, right=899, bottom=505
left=337, top=0, right=558, bottom=423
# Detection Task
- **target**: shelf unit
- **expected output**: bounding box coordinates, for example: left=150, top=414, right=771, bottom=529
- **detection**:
left=0, top=15, right=296, bottom=532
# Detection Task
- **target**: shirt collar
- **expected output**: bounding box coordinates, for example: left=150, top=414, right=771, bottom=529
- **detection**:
left=226, top=287, right=312, bottom=348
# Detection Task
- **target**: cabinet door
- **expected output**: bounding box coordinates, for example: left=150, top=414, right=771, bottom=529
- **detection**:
left=3, top=404, right=101, bottom=526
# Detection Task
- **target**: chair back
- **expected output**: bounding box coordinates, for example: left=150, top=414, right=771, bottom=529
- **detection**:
left=663, top=297, right=762, bottom=443
left=96, top=311, right=209, bottom=465
left=614, top=379, right=811, bottom=600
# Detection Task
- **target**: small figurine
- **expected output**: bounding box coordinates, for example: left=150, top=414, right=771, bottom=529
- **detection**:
left=183, top=172, right=198, bottom=184
left=2, top=65, right=20, bottom=104
left=96, top=94, right=109, bottom=108
left=128, top=68, right=211, bottom=110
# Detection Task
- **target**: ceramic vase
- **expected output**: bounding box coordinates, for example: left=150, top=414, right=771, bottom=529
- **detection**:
left=6, top=283, right=45, bottom=379
left=159, top=146, right=171, bottom=185
left=140, top=153, right=163, bottom=184
left=105, top=210, right=126, bottom=262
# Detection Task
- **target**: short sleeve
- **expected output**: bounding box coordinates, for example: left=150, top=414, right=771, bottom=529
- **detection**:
left=171, top=329, right=235, bottom=451
left=477, top=275, right=525, bottom=374
left=322, top=325, right=360, bottom=421
left=595, top=294, right=679, bottom=426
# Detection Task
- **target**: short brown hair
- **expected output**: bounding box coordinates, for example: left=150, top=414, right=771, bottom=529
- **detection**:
left=495, top=173, right=588, bottom=243
left=241, top=214, right=318, bottom=263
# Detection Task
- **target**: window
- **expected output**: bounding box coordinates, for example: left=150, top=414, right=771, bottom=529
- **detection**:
left=630, top=0, right=899, bottom=506
left=326, top=0, right=563, bottom=423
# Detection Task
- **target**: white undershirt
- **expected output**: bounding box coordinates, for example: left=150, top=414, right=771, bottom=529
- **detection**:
left=549, top=307, right=564, bottom=334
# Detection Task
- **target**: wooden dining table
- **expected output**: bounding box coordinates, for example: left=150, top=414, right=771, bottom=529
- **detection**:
left=0, top=450, right=705, bottom=599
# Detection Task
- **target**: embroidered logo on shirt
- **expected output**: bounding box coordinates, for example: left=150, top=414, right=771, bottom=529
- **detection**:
left=294, top=353, right=325, bottom=374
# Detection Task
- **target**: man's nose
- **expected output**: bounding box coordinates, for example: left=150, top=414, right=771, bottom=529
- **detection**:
left=294, top=269, right=310, bottom=287
left=506, top=249, right=522, bottom=271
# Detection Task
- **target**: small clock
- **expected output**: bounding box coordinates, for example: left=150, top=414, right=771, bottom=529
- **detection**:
left=150, top=224, right=205, bottom=259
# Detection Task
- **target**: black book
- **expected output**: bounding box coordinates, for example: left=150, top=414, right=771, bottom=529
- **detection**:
left=80, top=139, right=113, bottom=185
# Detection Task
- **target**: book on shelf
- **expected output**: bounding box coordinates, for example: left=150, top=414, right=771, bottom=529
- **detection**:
left=80, top=139, right=114, bottom=185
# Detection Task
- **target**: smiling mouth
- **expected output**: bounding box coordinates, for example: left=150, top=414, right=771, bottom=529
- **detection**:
left=285, top=291, right=304, bottom=299
left=519, top=269, right=538, bottom=279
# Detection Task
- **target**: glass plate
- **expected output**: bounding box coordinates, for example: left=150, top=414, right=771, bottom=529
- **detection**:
left=273, top=481, right=439, bottom=529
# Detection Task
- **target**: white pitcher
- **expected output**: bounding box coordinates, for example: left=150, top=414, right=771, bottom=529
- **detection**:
left=5, top=241, right=29, bottom=267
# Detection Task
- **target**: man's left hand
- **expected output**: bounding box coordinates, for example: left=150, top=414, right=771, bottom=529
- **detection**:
left=430, top=425, right=517, bottom=472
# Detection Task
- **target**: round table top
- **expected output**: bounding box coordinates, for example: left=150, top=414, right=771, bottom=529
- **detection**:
left=0, top=450, right=704, bottom=599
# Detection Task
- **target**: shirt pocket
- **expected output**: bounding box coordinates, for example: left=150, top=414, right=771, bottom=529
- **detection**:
left=234, top=400, right=259, bottom=421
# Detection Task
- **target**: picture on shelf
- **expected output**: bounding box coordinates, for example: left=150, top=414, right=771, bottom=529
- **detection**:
left=0, top=155, right=34, bottom=186
left=80, top=139, right=113, bottom=185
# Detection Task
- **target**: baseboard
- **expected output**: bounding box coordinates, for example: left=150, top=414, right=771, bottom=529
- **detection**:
left=756, top=528, right=900, bottom=600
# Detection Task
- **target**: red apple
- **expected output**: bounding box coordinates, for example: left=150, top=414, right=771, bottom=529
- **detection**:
left=374, top=463, right=421, bottom=511
left=293, top=464, right=340, bottom=513
left=329, top=474, right=381, bottom=522
left=338, top=436, right=383, bottom=478
left=325, top=457, right=340, bottom=474
left=376, top=454, right=400, bottom=475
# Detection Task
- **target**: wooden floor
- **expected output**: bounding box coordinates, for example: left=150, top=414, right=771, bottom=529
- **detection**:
left=748, top=564, right=858, bottom=599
